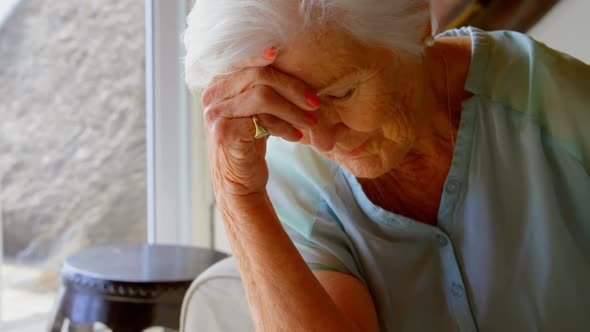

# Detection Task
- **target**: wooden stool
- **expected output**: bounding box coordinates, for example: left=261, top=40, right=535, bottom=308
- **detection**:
left=48, top=244, right=228, bottom=332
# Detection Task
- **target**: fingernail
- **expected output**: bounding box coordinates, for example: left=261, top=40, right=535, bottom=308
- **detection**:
left=304, top=113, right=319, bottom=126
left=294, top=128, right=303, bottom=140
left=263, top=46, right=277, bottom=59
left=305, top=91, right=321, bottom=108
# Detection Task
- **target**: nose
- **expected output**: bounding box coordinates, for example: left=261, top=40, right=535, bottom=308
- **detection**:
left=309, top=129, right=336, bottom=152
left=308, top=107, right=342, bottom=152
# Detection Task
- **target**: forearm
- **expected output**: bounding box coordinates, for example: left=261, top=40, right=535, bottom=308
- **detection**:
left=217, top=191, right=360, bottom=332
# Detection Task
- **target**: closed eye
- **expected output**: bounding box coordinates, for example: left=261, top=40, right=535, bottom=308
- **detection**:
left=327, top=88, right=355, bottom=100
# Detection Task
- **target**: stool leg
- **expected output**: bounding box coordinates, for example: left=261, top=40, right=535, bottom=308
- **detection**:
left=49, top=312, right=66, bottom=332
left=47, top=287, right=66, bottom=332
left=68, top=322, right=93, bottom=332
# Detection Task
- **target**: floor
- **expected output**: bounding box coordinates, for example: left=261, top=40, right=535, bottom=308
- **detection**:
left=1, top=263, right=56, bottom=331
left=2, top=316, right=162, bottom=332
left=1, top=263, right=56, bottom=327
left=3, top=313, right=167, bottom=332
left=1, top=263, right=174, bottom=331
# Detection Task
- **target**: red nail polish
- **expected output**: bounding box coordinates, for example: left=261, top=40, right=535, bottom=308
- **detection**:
left=305, top=113, right=319, bottom=126
left=263, top=46, right=277, bottom=59
left=294, top=128, right=304, bottom=140
left=305, top=91, right=321, bottom=108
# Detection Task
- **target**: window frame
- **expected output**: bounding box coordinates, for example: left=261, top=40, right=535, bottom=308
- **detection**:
left=145, top=0, right=214, bottom=247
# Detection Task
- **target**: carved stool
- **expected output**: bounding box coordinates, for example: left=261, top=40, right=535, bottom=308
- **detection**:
left=48, top=244, right=228, bottom=332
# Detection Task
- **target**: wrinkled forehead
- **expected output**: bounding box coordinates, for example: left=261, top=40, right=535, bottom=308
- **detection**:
left=272, top=27, right=373, bottom=91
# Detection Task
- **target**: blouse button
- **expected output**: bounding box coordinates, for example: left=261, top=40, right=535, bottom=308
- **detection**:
left=445, top=180, right=461, bottom=193
left=451, top=282, right=465, bottom=298
left=436, top=234, right=449, bottom=247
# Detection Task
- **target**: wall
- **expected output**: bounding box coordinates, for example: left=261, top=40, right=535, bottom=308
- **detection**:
left=528, top=0, right=590, bottom=64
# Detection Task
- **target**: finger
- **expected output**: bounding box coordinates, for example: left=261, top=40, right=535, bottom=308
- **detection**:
left=256, top=114, right=304, bottom=142
left=209, top=115, right=303, bottom=145
left=202, top=46, right=279, bottom=108
left=203, top=66, right=321, bottom=112
left=204, top=85, right=318, bottom=131
left=228, top=46, right=279, bottom=70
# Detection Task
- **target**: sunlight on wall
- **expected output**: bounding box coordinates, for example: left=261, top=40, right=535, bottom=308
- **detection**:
left=529, top=0, right=590, bottom=64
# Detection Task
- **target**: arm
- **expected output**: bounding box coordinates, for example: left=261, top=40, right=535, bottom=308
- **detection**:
left=203, top=49, right=379, bottom=331
left=218, top=191, right=378, bottom=331
left=314, top=270, right=380, bottom=332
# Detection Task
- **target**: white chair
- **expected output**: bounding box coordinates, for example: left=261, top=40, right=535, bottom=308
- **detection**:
left=180, top=256, right=255, bottom=332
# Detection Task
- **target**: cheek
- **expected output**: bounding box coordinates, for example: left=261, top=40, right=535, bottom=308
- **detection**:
left=380, top=113, right=414, bottom=142
left=339, top=99, right=394, bottom=133
left=299, top=135, right=311, bottom=145
left=338, top=75, right=399, bottom=130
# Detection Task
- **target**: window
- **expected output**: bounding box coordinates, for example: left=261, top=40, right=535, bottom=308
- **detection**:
left=1, top=0, right=214, bottom=329
left=0, top=0, right=147, bottom=329
left=145, top=0, right=215, bottom=249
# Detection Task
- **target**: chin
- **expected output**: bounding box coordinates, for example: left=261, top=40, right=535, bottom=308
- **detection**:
left=331, top=144, right=411, bottom=179
left=336, top=155, right=393, bottom=179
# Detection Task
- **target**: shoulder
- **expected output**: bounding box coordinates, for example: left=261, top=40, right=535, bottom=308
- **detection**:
left=266, top=137, right=340, bottom=237
left=473, top=28, right=590, bottom=109
left=465, top=27, right=590, bottom=172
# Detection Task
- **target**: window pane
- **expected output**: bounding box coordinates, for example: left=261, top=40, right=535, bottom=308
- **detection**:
left=0, top=0, right=146, bottom=329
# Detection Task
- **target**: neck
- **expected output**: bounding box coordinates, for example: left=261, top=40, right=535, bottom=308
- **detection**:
left=359, top=36, right=472, bottom=225
left=425, top=35, right=473, bottom=124
left=359, top=149, right=452, bottom=224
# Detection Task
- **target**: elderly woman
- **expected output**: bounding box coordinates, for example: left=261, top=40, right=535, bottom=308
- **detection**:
left=183, top=0, right=590, bottom=331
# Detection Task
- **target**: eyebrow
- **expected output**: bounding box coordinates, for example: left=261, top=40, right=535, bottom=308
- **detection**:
left=316, top=70, right=362, bottom=97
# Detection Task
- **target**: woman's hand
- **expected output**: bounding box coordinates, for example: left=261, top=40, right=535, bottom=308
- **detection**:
left=201, top=50, right=321, bottom=196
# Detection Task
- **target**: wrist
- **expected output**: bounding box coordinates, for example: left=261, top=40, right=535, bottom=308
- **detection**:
left=216, top=189, right=285, bottom=239
left=217, top=188, right=267, bottom=204
left=216, top=190, right=272, bottom=217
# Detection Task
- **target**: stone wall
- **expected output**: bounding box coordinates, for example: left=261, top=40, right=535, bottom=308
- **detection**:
left=0, top=0, right=146, bottom=290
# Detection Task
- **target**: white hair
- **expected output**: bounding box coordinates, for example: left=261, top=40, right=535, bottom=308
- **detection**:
left=183, top=0, right=432, bottom=93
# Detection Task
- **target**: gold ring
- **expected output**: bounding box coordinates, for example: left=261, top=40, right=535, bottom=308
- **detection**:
left=252, top=116, right=270, bottom=139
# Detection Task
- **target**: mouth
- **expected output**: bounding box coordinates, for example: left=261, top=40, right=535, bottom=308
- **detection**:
left=342, top=140, right=370, bottom=157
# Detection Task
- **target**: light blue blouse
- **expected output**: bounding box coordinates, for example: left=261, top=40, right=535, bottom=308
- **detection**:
left=266, top=27, right=590, bottom=332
